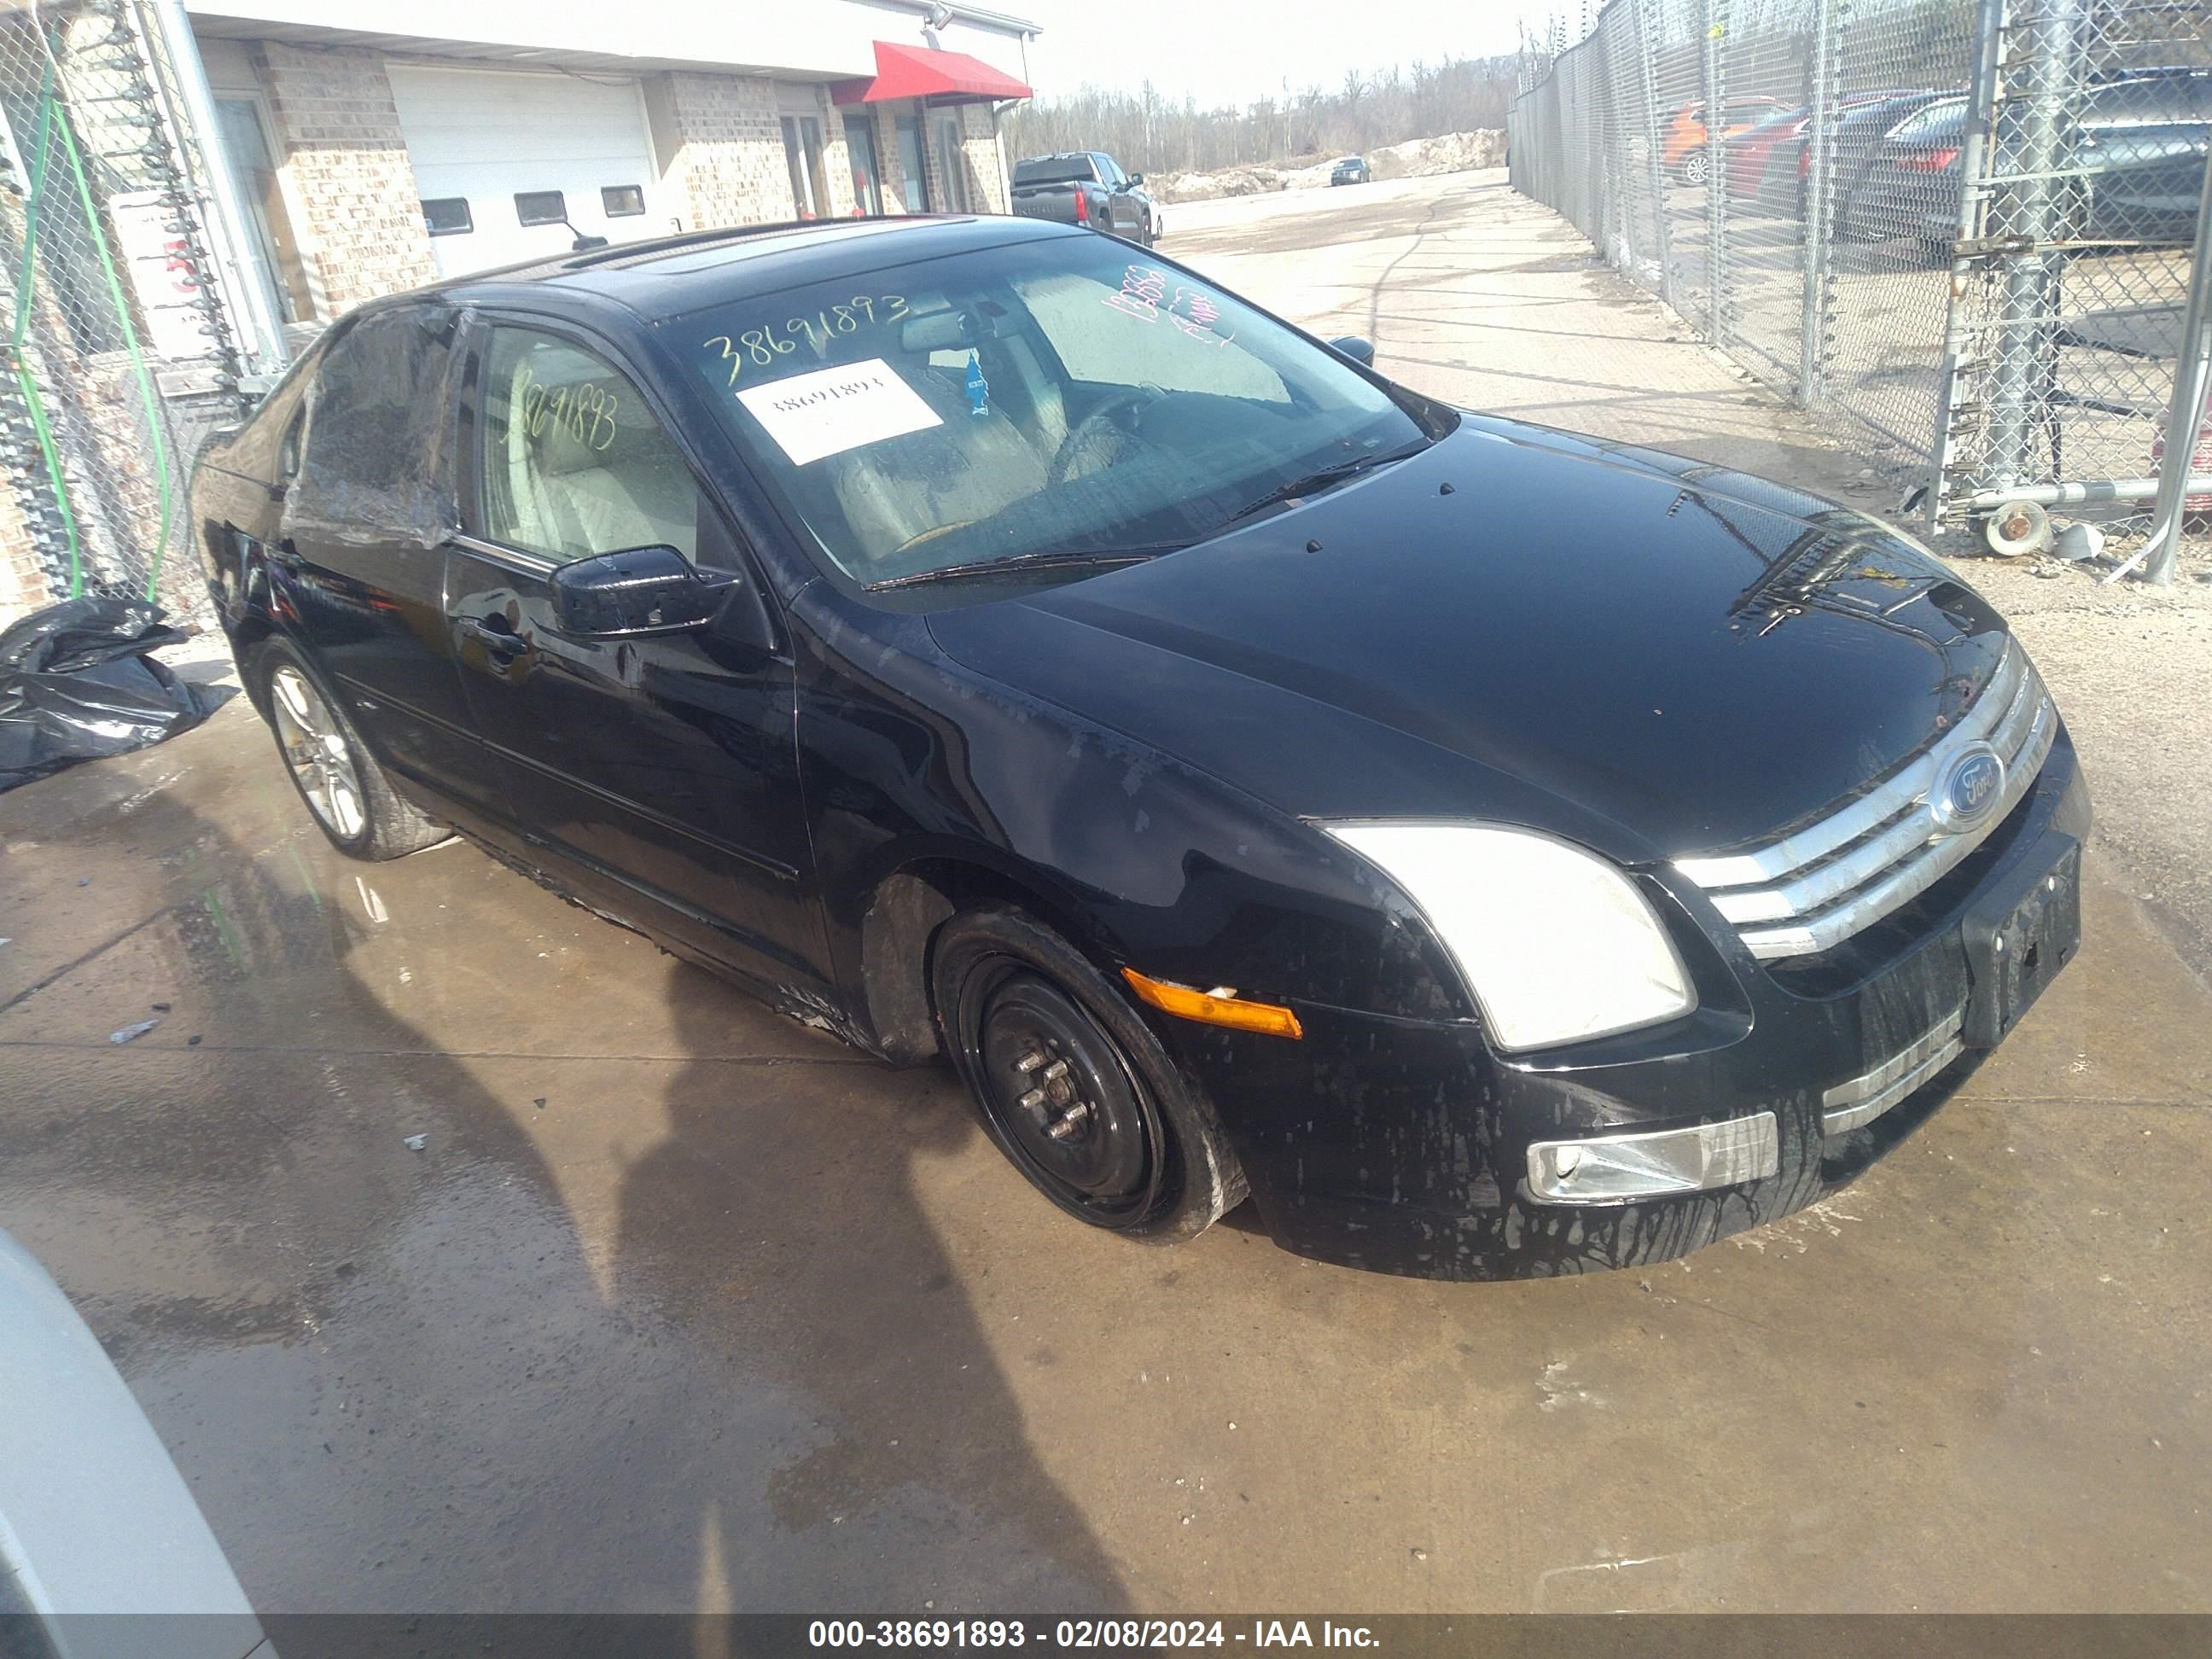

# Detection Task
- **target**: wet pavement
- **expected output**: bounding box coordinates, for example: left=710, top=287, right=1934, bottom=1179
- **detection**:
left=3, top=178, right=2209, bottom=1615
left=4, top=692, right=2209, bottom=1613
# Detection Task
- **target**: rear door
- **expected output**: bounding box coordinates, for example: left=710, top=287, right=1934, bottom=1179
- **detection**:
left=445, top=314, right=826, bottom=987
left=276, top=306, right=499, bottom=817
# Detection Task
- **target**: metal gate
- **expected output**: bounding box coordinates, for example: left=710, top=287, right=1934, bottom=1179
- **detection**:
left=0, top=0, right=255, bottom=621
left=1932, top=0, right=2212, bottom=581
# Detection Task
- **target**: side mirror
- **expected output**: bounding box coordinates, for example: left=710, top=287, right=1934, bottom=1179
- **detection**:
left=1329, top=335, right=1377, bottom=367
left=1126, top=172, right=1145, bottom=186
left=549, top=544, right=729, bottom=637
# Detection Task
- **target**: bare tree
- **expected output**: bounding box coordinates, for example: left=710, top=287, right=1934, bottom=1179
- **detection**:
left=1003, top=50, right=1521, bottom=176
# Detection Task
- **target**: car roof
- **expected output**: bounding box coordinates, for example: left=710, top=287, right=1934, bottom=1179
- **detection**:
left=359, top=213, right=1078, bottom=327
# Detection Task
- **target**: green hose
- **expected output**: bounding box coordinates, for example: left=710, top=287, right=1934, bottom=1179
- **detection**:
left=8, top=61, right=84, bottom=597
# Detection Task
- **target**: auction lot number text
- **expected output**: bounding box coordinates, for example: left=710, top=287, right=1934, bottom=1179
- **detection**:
left=809, top=1621, right=1379, bottom=1650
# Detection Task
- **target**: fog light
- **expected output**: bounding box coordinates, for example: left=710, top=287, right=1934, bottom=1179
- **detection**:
left=1526, top=1113, right=1778, bottom=1205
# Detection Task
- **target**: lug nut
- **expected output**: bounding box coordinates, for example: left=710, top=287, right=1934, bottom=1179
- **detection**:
left=1015, top=1050, right=1046, bottom=1073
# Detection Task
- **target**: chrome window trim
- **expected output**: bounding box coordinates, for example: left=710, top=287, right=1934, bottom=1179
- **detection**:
left=447, top=532, right=559, bottom=578
left=1821, top=1007, right=1965, bottom=1135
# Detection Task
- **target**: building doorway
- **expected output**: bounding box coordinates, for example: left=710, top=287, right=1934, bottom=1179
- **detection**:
left=781, top=115, right=830, bottom=219
left=843, top=114, right=883, bottom=216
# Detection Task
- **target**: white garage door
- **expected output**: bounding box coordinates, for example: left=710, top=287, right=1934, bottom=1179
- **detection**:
left=387, top=65, right=666, bottom=279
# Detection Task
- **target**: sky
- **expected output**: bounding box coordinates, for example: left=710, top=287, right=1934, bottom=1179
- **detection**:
left=1011, top=0, right=1557, bottom=109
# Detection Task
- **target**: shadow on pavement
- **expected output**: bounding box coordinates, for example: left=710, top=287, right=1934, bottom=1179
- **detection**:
left=0, top=717, right=1122, bottom=1614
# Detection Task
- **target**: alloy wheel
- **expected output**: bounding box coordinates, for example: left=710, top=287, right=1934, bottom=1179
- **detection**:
left=269, top=665, right=367, bottom=841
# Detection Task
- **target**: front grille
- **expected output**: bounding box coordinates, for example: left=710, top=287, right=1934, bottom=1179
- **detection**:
left=1676, top=644, right=2056, bottom=961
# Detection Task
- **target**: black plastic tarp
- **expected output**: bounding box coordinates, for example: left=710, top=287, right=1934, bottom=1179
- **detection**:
left=0, top=597, right=210, bottom=794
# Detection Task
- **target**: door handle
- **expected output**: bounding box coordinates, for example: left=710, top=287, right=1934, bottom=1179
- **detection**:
left=459, top=615, right=529, bottom=656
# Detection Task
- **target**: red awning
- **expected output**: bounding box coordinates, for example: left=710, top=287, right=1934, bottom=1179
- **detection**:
left=831, top=41, right=1033, bottom=107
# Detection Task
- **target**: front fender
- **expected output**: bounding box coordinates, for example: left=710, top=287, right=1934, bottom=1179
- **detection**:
left=789, top=588, right=1476, bottom=1046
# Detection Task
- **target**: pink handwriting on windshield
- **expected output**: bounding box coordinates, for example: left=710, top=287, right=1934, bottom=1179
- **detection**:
left=1101, top=265, right=1231, bottom=345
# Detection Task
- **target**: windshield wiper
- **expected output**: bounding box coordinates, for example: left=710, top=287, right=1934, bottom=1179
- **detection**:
left=866, top=545, right=1175, bottom=591
left=1223, top=439, right=1432, bottom=527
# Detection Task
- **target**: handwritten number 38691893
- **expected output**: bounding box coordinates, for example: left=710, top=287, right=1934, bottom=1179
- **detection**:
left=702, top=295, right=911, bottom=387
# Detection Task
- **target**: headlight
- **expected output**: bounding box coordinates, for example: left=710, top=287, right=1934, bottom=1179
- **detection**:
left=1323, top=822, right=1695, bottom=1051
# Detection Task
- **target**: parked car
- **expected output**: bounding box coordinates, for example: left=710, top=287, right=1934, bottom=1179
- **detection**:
left=1844, top=70, right=2209, bottom=259
left=191, top=215, right=2087, bottom=1281
left=1331, top=155, right=1371, bottom=186
left=1010, top=151, right=1155, bottom=244
left=1663, top=96, right=1790, bottom=185
left=1724, top=92, right=1936, bottom=211
left=0, top=1227, right=275, bottom=1656
left=1724, top=107, right=1810, bottom=201
left=1755, top=92, right=1954, bottom=223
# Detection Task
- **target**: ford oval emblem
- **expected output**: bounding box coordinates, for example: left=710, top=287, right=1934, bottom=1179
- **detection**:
left=1932, top=742, right=2006, bottom=835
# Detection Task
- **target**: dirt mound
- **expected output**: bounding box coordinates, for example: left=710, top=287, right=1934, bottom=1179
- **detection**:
left=1151, top=130, right=1504, bottom=203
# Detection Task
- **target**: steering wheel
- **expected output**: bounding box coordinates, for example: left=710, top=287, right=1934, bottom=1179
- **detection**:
left=1049, top=387, right=1157, bottom=487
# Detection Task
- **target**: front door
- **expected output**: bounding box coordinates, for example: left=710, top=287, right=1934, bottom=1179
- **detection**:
left=844, top=113, right=884, bottom=215
left=445, top=317, right=826, bottom=988
left=276, top=306, right=500, bottom=818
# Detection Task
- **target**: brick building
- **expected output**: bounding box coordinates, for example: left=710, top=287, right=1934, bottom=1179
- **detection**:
left=0, top=2, right=1039, bottom=623
left=186, top=0, right=1040, bottom=344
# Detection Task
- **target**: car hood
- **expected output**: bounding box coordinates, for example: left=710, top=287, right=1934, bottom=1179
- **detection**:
left=924, top=418, right=2009, bottom=863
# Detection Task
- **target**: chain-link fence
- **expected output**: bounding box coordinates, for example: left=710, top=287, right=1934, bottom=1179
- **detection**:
left=1511, top=0, right=2210, bottom=579
left=1, top=0, right=249, bottom=622
left=1935, top=0, right=2210, bottom=579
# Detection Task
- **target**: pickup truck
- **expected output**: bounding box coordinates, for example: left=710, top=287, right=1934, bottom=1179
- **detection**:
left=1010, top=152, right=1157, bottom=245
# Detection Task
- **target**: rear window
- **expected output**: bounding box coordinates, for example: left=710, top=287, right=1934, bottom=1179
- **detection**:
left=1885, top=101, right=1966, bottom=143
left=2086, top=73, right=2206, bottom=125
left=1014, top=157, right=1097, bottom=185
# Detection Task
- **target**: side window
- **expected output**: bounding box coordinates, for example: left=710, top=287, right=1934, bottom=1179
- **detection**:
left=474, top=325, right=705, bottom=565
left=286, top=308, right=457, bottom=545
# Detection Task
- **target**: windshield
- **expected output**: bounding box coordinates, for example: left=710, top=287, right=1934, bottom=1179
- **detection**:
left=678, top=234, right=1441, bottom=590
left=1014, top=157, right=1098, bottom=184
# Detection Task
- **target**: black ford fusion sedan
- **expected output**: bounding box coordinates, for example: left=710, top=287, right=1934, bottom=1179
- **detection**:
left=191, top=213, right=2088, bottom=1280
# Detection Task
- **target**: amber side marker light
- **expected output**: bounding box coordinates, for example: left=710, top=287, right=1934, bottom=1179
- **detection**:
left=1121, top=968, right=1304, bottom=1039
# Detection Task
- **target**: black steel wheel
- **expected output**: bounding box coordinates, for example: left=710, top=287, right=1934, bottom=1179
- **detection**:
left=932, top=905, right=1245, bottom=1241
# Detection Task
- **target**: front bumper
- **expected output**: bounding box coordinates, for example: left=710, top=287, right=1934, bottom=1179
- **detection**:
left=1160, top=727, right=2091, bottom=1280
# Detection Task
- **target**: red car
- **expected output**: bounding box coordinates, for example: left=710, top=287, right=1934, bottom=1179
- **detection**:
left=1726, top=108, right=1811, bottom=201
left=1726, top=94, right=1940, bottom=215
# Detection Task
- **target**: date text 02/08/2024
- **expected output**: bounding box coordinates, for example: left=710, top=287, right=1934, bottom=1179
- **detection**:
left=807, top=1620, right=1382, bottom=1649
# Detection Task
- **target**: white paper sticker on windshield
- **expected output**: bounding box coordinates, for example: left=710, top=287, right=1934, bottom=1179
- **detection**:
left=734, top=358, right=941, bottom=466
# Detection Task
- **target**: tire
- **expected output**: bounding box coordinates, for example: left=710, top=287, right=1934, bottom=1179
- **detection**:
left=930, top=905, right=1246, bottom=1243
left=252, top=637, right=449, bottom=861
left=1678, top=148, right=1709, bottom=187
